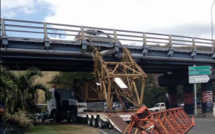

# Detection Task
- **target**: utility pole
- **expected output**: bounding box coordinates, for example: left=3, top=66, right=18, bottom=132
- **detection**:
left=211, top=0, right=215, bottom=50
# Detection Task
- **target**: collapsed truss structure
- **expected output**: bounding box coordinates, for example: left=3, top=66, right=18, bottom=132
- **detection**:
left=123, top=106, right=194, bottom=134
left=92, top=48, right=147, bottom=110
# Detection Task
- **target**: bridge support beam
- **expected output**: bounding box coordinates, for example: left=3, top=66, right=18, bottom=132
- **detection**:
left=183, top=84, right=194, bottom=114
left=168, top=86, right=178, bottom=108
left=201, top=81, right=213, bottom=114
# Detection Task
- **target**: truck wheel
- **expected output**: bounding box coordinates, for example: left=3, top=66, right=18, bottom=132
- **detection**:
left=72, top=115, right=78, bottom=123
left=155, top=110, right=158, bottom=112
left=38, top=116, right=44, bottom=123
left=87, top=115, right=92, bottom=126
left=108, top=122, right=113, bottom=129
left=66, top=118, right=71, bottom=122
left=98, top=116, right=104, bottom=129
left=92, top=116, right=98, bottom=127
left=53, top=111, right=59, bottom=123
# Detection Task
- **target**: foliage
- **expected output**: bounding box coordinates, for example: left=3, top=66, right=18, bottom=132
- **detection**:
left=143, top=74, right=168, bottom=107
left=48, top=72, right=94, bottom=88
left=4, top=110, right=34, bottom=129
left=0, top=66, right=47, bottom=113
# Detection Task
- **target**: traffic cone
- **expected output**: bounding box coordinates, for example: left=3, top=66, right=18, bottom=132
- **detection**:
left=192, top=115, right=196, bottom=125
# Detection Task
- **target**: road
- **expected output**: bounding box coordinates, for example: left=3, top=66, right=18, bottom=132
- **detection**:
left=187, top=114, right=215, bottom=134
left=97, top=113, right=215, bottom=134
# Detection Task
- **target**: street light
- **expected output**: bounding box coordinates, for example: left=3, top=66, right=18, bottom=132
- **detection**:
left=211, top=0, right=215, bottom=50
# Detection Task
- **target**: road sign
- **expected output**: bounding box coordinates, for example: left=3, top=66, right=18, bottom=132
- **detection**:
left=189, top=70, right=211, bottom=75
left=188, top=66, right=211, bottom=70
left=189, top=75, right=210, bottom=84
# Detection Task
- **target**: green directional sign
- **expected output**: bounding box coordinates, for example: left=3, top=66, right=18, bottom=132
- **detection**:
left=189, top=70, right=211, bottom=75
left=188, top=66, right=211, bottom=70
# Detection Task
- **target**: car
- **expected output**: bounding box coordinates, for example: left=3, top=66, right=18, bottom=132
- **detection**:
left=148, top=102, right=166, bottom=112
left=75, top=29, right=119, bottom=45
left=178, top=103, right=184, bottom=108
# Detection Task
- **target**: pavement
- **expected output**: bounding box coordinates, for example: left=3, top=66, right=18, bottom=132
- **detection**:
left=187, top=113, right=215, bottom=134
left=98, top=113, right=215, bottom=134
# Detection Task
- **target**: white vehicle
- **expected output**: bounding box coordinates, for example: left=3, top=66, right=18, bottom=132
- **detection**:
left=148, top=102, right=166, bottom=112
left=46, top=88, right=77, bottom=123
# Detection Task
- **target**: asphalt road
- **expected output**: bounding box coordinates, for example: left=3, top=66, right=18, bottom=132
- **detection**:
left=187, top=115, right=215, bottom=134
left=97, top=114, right=215, bottom=134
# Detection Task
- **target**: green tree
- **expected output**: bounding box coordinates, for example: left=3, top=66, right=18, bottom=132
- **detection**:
left=143, top=74, right=168, bottom=107
left=49, top=72, right=94, bottom=88
left=0, top=66, right=47, bottom=113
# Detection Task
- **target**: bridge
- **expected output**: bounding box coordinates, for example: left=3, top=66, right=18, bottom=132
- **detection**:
left=0, top=18, right=215, bottom=114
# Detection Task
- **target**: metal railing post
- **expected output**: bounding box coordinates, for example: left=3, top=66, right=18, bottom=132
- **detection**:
left=114, top=29, right=117, bottom=44
left=213, top=40, right=215, bottom=52
left=142, top=33, right=148, bottom=56
left=113, top=29, right=120, bottom=52
left=169, top=35, right=172, bottom=47
left=190, top=38, right=197, bottom=58
left=81, top=26, right=87, bottom=50
left=43, top=22, right=50, bottom=48
left=81, top=26, right=84, bottom=40
left=44, top=22, right=48, bottom=38
left=192, top=38, right=196, bottom=49
left=167, top=35, right=174, bottom=57
left=1, top=19, right=8, bottom=45
left=143, top=33, right=147, bottom=46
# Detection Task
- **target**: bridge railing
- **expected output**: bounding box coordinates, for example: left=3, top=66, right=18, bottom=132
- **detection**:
left=0, top=18, right=214, bottom=51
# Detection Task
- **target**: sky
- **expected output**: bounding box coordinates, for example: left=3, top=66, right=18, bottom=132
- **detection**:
left=1, top=0, right=215, bottom=39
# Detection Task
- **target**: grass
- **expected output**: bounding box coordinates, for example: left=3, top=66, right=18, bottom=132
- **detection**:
left=25, top=123, right=99, bottom=134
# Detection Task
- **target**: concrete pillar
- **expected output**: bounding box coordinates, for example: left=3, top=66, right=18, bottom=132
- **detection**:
left=201, top=81, right=213, bottom=113
left=168, top=86, right=177, bottom=108
left=183, top=84, right=194, bottom=114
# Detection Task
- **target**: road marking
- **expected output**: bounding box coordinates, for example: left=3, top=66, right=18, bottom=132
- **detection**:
left=195, top=118, right=215, bottom=122
left=189, top=129, right=210, bottom=134
left=97, top=129, right=109, bottom=134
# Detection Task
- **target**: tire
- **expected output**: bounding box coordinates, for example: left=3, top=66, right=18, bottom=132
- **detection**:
left=38, top=116, right=44, bottom=123
left=108, top=122, right=113, bottom=129
left=98, top=116, right=104, bottom=129
left=155, top=110, right=159, bottom=112
left=72, top=114, right=78, bottom=123
left=66, top=118, right=71, bottom=122
left=87, top=115, right=92, bottom=126
left=53, top=111, right=59, bottom=123
left=92, top=116, right=98, bottom=127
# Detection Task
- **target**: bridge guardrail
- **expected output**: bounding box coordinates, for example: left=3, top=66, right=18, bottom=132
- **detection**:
left=0, top=18, right=214, bottom=52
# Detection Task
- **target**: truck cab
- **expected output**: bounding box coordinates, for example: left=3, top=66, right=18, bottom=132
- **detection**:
left=46, top=88, right=77, bottom=123
left=148, top=102, right=166, bottom=112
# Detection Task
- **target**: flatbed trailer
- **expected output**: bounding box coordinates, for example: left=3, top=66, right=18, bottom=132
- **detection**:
left=76, top=101, right=136, bottom=133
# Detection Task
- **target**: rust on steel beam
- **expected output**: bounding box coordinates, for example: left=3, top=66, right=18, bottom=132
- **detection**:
left=124, top=106, right=194, bottom=134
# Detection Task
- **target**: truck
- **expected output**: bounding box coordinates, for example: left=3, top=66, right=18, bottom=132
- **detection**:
left=148, top=102, right=166, bottom=112
left=46, top=88, right=77, bottom=123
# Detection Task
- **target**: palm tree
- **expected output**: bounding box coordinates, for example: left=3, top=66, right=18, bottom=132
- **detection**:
left=0, top=66, right=47, bottom=113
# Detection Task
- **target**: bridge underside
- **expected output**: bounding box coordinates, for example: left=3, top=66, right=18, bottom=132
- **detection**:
left=1, top=40, right=214, bottom=73
left=1, top=51, right=192, bottom=73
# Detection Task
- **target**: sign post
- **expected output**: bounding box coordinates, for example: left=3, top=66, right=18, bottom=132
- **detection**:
left=188, top=65, right=211, bottom=115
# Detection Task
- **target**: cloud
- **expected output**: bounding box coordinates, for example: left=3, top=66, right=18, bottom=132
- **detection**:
left=22, top=7, right=36, bottom=14
left=2, top=10, right=16, bottom=18
left=2, top=0, right=214, bottom=39
left=40, top=0, right=213, bottom=39
left=2, top=0, right=50, bottom=18
left=2, top=0, right=35, bottom=9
